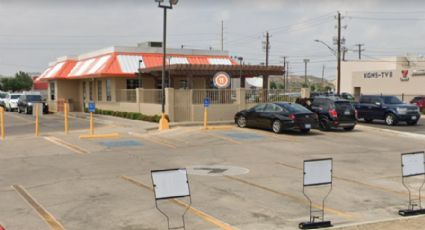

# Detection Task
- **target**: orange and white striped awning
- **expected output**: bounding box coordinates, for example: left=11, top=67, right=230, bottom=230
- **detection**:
left=39, top=52, right=238, bottom=80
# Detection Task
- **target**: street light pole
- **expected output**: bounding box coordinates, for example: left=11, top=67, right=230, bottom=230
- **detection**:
left=155, top=0, right=178, bottom=131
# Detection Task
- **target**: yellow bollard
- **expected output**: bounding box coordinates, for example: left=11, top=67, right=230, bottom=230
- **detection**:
left=35, top=104, right=39, bottom=136
left=90, top=112, right=94, bottom=135
left=203, top=107, right=208, bottom=129
left=0, top=107, right=4, bottom=140
left=64, top=103, right=69, bottom=134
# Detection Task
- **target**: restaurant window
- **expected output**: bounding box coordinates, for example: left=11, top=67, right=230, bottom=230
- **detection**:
left=49, top=82, right=55, bottom=100
left=97, top=80, right=102, bottom=101
left=89, top=81, right=93, bottom=101
left=126, top=79, right=141, bottom=89
left=106, top=79, right=112, bottom=101
left=82, top=82, right=87, bottom=101
left=179, top=80, right=188, bottom=89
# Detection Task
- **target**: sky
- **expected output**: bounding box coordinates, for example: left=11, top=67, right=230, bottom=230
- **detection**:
left=1, top=0, right=425, bottom=79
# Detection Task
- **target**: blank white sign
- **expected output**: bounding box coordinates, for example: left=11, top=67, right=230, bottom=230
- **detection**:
left=304, top=159, right=332, bottom=186
left=402, top=152, right=425, bottom=177
left=151, top=169, right=190, bottom=200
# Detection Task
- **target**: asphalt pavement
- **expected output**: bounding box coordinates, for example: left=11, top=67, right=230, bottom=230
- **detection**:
left=1, top=112, right=425, bottom=229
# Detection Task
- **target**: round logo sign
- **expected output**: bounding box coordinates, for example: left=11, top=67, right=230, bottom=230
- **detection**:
left=213, top=72, right=231, bottom=88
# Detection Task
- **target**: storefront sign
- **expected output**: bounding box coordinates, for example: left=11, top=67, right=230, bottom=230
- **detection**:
left=363, top=71, right=393, bottom=79
left=401, top=70, right=409, bottom=82
left=213, top=72, right=231, bottom=88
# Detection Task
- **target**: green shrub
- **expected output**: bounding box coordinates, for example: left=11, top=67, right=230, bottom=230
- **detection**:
left=88, top=107, right=166, bottom=123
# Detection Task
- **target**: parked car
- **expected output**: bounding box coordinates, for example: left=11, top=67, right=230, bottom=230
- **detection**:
left=355, top=95, right=420, bottom=126
left=338, top=92, right=355, bottom=101
left=235, top=102, right=318, bottom=134
left=0, top=92, right=6, bottom=109
left=310, top=96, right=357, bottom=131
left=4, top=93, right=22, bottom=112
left=17, top=94, right=48, bottom=114
left=410, top=96, right=425, bottom=111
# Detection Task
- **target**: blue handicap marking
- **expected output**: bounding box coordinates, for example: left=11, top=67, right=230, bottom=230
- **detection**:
left=88, top=102, right=96, bottom=113
left=204, top=97, right=210, bottom=108
left=99, top=140, right=144, bottom=148
left=220, top=132, right=265, bottom=141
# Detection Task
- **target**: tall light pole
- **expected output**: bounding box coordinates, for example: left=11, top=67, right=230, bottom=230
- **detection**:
left=303, top=59, right=310, bottom=86
left=155, top=0, right=178, bottom=130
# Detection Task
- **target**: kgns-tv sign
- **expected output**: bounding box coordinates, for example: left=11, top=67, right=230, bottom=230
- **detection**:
left=363, top=71, right=393, bottom=79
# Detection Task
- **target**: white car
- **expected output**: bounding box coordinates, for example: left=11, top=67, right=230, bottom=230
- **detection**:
left=5, top=93, right=22, bottom=112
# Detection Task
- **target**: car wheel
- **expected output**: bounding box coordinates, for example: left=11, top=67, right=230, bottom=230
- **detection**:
left=385, top=113, right=398, bottom=126
left=319, top=119, right=331, bottom=131
left=407, top=120, right=418, bottom=126
left=344, top=126, right=355, bottom=131
left=237, top=116, right=247, bottom=128
left=300, top=129, right=310, bottom=134
left=364, top=118, right=373, bottom=123
left=272, top=120, right=282, bottom=134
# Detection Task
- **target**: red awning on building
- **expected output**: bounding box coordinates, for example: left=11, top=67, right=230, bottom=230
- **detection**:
left=39, top=52, right=238, bottom=80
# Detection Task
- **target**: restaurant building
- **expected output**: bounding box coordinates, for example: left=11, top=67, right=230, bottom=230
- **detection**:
left=340, top=55, right=425, bottom=101
left=39, top=42, right=284, bottom=122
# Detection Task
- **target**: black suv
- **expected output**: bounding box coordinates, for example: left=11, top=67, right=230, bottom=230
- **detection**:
left=310, top=96, right=357, bottom=131
left=17, top=94, right=48, bottom=114
left=355, top=95, right=420, bottom=126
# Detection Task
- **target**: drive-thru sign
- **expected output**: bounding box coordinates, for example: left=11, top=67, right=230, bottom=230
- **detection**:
left=213, top=72, right=231, bottom=88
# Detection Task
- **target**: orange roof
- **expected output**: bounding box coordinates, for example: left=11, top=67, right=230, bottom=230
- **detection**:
left=40, top=52, right=238, bottom=80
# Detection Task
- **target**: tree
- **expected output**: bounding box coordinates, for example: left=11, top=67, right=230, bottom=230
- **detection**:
left=0, top=71, right=33, bottom=92
left=270, top=81, right=277, bottom=89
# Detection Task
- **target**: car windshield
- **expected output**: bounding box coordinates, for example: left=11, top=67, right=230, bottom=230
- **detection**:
left=27, top=95, right=42, bottom=101
left=280, top=103, right=311, bottom=113
left=335, top=101, right=354, bottom=111
left=0, top=93, right=6, bottom=99
left=382, top=96, right=402, bottom=104
left=11, top=95, right=21, bottom=99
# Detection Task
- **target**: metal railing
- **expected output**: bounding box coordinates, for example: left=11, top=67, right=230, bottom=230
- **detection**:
left=116, top=89, right=137, bottom=103
left=245, top=89, right=298, bottom=103
left=192, top=89, right=237, bottom=104
left=139, top=89, right=163, bottom=104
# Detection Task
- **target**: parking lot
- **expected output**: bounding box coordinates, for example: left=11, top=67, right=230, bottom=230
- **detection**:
left=1, top=112, right=425, bottom=229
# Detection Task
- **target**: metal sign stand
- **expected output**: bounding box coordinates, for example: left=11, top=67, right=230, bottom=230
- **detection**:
left=299, top=158, right=333, bottom=229
left=151, top=168, right=192, bottom=230
left=399, top=152, right=425, bottom=216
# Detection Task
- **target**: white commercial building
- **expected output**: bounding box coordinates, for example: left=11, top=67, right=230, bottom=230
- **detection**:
left=340, top=56, right=425, bottom=101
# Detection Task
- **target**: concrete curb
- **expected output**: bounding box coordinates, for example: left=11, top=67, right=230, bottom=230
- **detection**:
left=145, top=120, right=235, bottom=131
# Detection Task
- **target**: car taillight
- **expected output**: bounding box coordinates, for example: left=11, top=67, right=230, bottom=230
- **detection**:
left=289, top=114, right=296, bottom=120
left=329, top=109, right=338, bottom=118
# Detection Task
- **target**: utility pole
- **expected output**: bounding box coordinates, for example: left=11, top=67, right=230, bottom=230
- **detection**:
left=321, top=65, right=325, bottom=88
left=262, top=31, right=270, bottom=89
left=221, top=20, right=224, bottom=51
left=265, top=31, right=270, bottom=67
left=303, top=59, right=310, bottom=86
left=286, top=61, right=290, bottom=91
left=342, top=47, right=348, bottom=61
left=282, top=56, right=286, bottom=91
left=337, top=11, right=341, bottom=95
left=355, top=43, right=365, bottom=60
